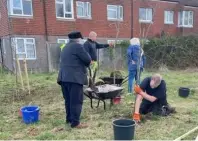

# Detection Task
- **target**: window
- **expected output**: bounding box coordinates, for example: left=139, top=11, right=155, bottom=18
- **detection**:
left=56, top=0, right=74, bottom=19
left=107, top=40, right=123, bottom=44
left=76, top=1, right=91, bottom=18
left=57, top=39, right=69, bottom=44
left=8, top=0, right=33, bottom=16
left=139, top=8, right=152, bottom=22
left=13, top=38, right=36, bottom=60
left=107, top=5, right=123, bottom=21
left=178, top=11, right=193, bottom=27
left=164, top=11, right=174, bottom=24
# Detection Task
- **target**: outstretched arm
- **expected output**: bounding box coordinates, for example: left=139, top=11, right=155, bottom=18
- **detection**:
left=95, top=42, right=110, bottom=49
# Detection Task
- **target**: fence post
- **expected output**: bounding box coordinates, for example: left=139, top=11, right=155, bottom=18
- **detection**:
left=46, top=42, right=52, bottom=72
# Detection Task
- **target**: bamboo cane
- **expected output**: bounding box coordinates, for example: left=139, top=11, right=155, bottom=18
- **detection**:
left=16, top=57, right=24, bottom=90
left=23, top=58, right=30, bottom=95
left=195, top=134, right=198, bottom=141
left=173, top=126, right=198, bottom=141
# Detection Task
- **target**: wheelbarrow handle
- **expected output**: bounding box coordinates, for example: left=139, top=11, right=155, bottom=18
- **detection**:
left=120, top=75, right=129, bottom=86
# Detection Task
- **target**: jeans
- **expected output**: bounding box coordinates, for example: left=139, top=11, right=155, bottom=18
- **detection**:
left=128, top=68, right=143, bottom=93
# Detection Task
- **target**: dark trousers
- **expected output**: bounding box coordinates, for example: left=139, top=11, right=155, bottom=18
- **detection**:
left=61, top=82, right=83, bottom=127
left=140, top=100, right=168, bottom=115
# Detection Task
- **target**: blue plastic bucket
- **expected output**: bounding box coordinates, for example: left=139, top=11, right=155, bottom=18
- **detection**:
left=20, top=105, right=40, bottom=124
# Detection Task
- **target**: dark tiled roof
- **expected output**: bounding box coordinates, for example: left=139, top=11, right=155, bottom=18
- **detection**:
left=161, top=0, right=198, bottom=7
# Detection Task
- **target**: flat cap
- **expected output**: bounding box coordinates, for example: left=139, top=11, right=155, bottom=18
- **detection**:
left=68, top=31, right=83, bottom=39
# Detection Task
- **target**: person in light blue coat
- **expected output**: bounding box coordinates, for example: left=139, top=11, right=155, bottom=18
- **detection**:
left=127, top=38, right=145, bottom=94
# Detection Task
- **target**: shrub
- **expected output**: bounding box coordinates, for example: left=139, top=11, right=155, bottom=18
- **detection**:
left=117, top=35, right=198, bottom=70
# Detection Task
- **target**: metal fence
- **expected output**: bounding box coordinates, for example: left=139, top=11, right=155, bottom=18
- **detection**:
left=46, top=42, right=127, bottom=72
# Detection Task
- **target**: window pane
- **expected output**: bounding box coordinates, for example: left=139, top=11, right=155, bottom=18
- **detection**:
left=84, top=3, right=88, bottom=16
left=170, top=12, right=173, bottom=22
left=139, top=8, right=146, bottom=20
left=17, top=54, right=26, bottom=59
left=119, top=6, right=123, bottom=19
left=189, top=11, right=193, bottom=25
left=26, top=44, right=35, bottom=58
left=179, top=12, right=183, bottom=25
left=58, top=39, right=68, bottom=44
left=108, top=6, right=116, bottom=11
left=17, top=39, right=25, bottom=53
left=65, top=0, right=72, bottom=12
left=13, top=9, right=22, bottom=14
left=87, top=2, right=91, bottom=16
left=77, top=6, right=83, bottom=16
left=184, top=11, right=188, bottom=25
left=13, top=0, right=22, bottom=8
left=65, top=13, right=72, bottom=18
left=22, top=0, right=32, bottom=15
left=26, top=39, right=33, bottom=43
left=56, top=3, right=64, bottom=17
left=147, top=9, right=152, bottom=21
left=108, top=10, right=117, bottom=19
left=57, top=0, right=63, bottom=2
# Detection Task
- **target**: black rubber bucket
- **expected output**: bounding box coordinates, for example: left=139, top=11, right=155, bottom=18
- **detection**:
left=112, top=119, right=136, bottom=140
left=179, top=87, right=190, bottom=98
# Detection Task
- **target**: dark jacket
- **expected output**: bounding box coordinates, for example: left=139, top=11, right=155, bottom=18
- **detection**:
left=57, top=40, right=91, bottom=85
left=84, top=39, right=109, bottom=61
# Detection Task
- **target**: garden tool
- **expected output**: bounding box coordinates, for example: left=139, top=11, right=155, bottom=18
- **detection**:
left=132, top=46, right=142, bottom=120
left=88, top=66, right=98, bottom=92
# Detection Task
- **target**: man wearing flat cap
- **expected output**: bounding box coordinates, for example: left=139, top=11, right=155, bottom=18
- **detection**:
left=57, top=31, right=91, bottom=128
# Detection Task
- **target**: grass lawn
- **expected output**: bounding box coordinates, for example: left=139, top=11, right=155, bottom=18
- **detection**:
left=1, top=70, right=198, bottom=140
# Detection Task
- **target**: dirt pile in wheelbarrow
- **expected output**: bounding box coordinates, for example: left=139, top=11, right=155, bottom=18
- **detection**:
left=87, top=84, right=123, bottom=93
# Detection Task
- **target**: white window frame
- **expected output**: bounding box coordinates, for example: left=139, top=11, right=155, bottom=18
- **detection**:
left=76, top=1, right=91, bottom=19
left=56, top=0, right=74, bottom=20
left=8, top=0, right=33, bottom=17
left=57, top=39, right=69, bottom=44
left=139, top=8, right=153, bottom=23
left=164, top=11, right=174, bottom=24
left=178, top=11, right=193, bottom=28
left=13, top=38, right=36, bottom=60
left=107, top=40, right=123, bottom=44
left=107, top=5, right=123, bottom=21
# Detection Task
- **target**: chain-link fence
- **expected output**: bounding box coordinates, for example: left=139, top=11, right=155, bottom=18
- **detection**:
left=46, top=42, right=127, bottom=72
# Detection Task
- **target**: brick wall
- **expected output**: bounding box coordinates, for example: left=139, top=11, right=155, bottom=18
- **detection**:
left=10, top=0, right=46, bottom=35
left=45, top=0, right=132, bottom=38
left=132, top=0, right=198, bottom=38
left=0, top=0, right=9, bottom=37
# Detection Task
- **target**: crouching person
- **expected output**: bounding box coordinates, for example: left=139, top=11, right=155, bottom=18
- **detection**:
left=133, top=74, right=175, bottom=122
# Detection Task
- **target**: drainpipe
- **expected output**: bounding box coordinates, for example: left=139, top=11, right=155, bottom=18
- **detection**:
left=0, top=39, right=4, bottom=66
left=42, top=0, right=48, bottom=41
left=42, top=0, right=51, bottom=72
left=131, top=0, right=134, bottom=38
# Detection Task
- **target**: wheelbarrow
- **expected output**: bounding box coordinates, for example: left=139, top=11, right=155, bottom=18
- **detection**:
left=99, top=73, right=129, bottom=104
left=83, top=68, right=123, bottom=110
left=84, top=84, right=123, bottom=110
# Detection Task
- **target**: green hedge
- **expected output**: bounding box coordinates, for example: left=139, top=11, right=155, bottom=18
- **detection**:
left=116, top=36, right=198, bottom=69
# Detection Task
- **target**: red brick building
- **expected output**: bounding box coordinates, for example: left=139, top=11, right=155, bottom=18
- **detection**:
left=0, top=0, right=198, bottom=72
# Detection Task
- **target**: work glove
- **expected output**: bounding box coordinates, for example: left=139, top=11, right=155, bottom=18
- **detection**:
left=133, top=113, right=141, bottom=122
left=134, top=84, right=143, bottom=94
